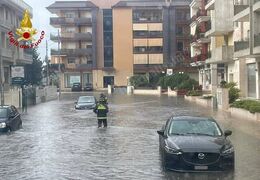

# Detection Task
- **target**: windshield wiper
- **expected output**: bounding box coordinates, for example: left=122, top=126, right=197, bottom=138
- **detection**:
left=170, top=133, right=187, bottom=136
left=184, top=133, right=214, bottom=136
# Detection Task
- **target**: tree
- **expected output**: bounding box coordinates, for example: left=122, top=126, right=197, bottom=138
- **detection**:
left=24, top=48, right=43, bottom=85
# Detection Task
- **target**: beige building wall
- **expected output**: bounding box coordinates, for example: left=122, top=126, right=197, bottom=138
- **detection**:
left=113, top=8, right=133, bottom=86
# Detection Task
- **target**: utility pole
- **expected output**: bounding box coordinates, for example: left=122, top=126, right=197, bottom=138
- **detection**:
left=45, top=40, right=49, bottom=86
left=0, top=48, right=4, bottom=105
left=58, top=29, right=61, bottom=100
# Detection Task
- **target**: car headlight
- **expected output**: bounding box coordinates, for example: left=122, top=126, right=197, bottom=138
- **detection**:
left=222, top=146, right=234, bottom=154
left=165, top=145, right=182, bottom=155
left=0, top=122, right=6, bottom=128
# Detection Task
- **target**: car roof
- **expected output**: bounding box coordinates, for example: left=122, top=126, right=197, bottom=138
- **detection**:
left=171, top=116, right=215, bottom=122
left=0, top=105, right=12, bottom=108
left=78, top=96, right=95, bottom=98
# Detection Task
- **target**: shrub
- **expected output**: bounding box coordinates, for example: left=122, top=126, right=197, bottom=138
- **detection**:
left=186, top=90, right=202, bottom=96
left=130, top=75, right=149, bottom=87
left=231, top=100, right=260, bottom=113
left=222, top=82, right=240, bottom=103
left=159, top=73, right=198, bottom=90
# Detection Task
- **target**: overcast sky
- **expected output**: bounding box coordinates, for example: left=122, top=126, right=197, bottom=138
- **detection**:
left=23, top=0, right=83, bottom=61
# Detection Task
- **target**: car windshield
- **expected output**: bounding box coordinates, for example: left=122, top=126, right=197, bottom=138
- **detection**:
left=168, top=119, right=222, bottom=136
left=73, top=83, right=80, bottom=86
left=78, top=96, right=95, bottom=103
left=0, top=108, right=7, bottom=118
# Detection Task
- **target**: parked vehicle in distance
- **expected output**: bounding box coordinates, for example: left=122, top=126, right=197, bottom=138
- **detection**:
left=157, top=116, right=234, bottom=172
left=75, top=96, right=96, bottom=110
left=71, top=82, right=82, bottom=92
left=0, top=105, right=22, bottom=132
left=83, top=83, right=93, bottom=91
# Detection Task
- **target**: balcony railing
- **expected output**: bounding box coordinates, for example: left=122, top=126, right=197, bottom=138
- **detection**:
left=191, top=54, right=208, bottom=62
left=234, top=40, right=250, bottom=52
left=191, top=10, right=208, bottom=21
left=50, top=32, right=92, bottom=42
left=191, top=33, right=207, bottom=42
left=51, top=48, right=92, bottom=56
left=50, top=17, right=92, bottom=26
left=9, top=0, right=33, bottom=13
left=76, top=63, right=93, bottom=69
left=254, top=34, right=260, bottom=47
left=133, top=17, right=162, bottom=23
left=205, top=21, right=211, bottom=32
left=133, top=31, right=163, bottom=38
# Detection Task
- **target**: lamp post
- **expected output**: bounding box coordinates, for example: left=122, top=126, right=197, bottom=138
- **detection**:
left=58, top=29, right=61, bottom=100
left=0, top=48, right=4, bottom=105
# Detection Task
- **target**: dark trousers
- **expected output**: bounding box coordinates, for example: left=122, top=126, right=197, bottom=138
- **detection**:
left=98, top=118, right=107, bottom=127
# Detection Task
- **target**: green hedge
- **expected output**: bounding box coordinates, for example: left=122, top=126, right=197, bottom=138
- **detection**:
left=186, top=90, right=202, bottom=96
left=231, top=100, right=260, bottom=113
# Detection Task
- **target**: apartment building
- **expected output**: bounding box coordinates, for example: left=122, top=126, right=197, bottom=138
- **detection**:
left=233, top=0, right=260, bottom=99
left=0, top=0, right=33, bottom=90
left=190, top=0, right=211, bottom=90
left=47, top=1, right=98, bottom=90
left=190, top=0, right=234, bottom=93
left=48, top=0, right=192, bottom=90
left=113, top=0, right=192, bottom=86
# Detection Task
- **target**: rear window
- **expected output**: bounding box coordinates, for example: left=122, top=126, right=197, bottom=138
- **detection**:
left=78, top=96, right=95, bottom=103
left=0, top=108, right=8, bottom=118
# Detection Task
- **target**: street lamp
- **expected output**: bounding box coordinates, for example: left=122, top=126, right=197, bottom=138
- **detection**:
left=0, top=48, right=4, bottom=105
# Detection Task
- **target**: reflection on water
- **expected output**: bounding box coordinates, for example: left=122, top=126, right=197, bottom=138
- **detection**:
left=0, top=93, right=259, bottom=179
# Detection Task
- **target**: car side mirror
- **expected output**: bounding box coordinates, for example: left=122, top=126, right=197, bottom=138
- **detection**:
left=157, top=130, right=165, bottom=136
left=9, top=114, right=16, bottom=118
left=224, top=130, right=232, bottom=137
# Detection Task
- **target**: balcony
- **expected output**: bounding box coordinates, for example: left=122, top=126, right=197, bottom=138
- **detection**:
left=0, top=48, right=12, bottom=58
left=76, top=63, right=93, bottom=70
left=51, top=48, right=92, bottom=57
left=2, top=0, right=33, bottom=14
left=0, top=18, right=12, bottom=29
left=191, top=33, right=210, bottom=47
left=234, top=40, right=250, bottom=58
left=234, top=2, right=249, bottom=22
left=206, top=46, right=234, bottom=64
left=50, top=32, right=92, bottom=42
left=133, top=31, right=163, bottom=38
left=205, top=0, right=215, bottom=10
left=191, top=10, right=210, bottom=25
left=253, top=33, right=260, bottom=54
left=133, top=17, right=162, bottom=23
left=191, top=53, right=208, bottom=62
left=253, top=0, right=260, bottom=11
left=50, top=17, right=92, bottom=27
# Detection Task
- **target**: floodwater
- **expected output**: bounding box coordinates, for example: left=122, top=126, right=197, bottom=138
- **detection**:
left=0, top=92, right=259, bottom=180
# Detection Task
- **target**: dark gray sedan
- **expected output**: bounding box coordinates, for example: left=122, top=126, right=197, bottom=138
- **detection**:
left=0, top=105, right=22, bottom=132
left=75, top=96, right=96, bottom=110
left=157, top=116, right=234, bottom=172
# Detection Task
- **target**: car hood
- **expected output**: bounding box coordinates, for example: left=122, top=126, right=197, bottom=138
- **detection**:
left=0, top=117, right=8, bottom=122
left=77, top=102, right=95, bottom=106
left=166, top=136, right=230, bottom=153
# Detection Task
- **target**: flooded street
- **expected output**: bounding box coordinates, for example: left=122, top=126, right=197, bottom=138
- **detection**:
left=0, top=92, right=259, bottom=180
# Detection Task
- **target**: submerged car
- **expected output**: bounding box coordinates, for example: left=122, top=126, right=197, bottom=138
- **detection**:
left=71, top=82, right=82, bottom=92
left=157, top=116, right=234, bottom=172
left=83, top=83, right=93, bottom=91
left=0, top=105, right=22, bottom=132
left=75, top=96, right=96, bottom=110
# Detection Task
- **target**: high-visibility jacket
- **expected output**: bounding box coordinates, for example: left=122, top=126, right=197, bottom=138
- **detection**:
left=93, top=103, right=109, bottom=119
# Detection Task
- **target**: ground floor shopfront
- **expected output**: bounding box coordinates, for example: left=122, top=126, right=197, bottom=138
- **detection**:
left=198, top=58, right=260, bottom=99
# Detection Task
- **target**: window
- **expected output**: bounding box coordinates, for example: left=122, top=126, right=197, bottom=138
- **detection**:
left=176, top=26, right=183, bottom=36
left=103, top=9, right=112, bottom=17
left=177, top=42, right=184, bottom=51
left=103, top=17, right=112, bottom=31
left=65, top=13, right=75, bottom=18
left=104, top=32, right=113, bottom=46
left=68, top=58, right=75, bottom=64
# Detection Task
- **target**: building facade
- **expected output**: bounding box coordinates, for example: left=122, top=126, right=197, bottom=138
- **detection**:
left=48, top=0, right=192, bottom=90
left=190, top=0, right=260, bottom=99
left=0, top=0, right=33, bottom=91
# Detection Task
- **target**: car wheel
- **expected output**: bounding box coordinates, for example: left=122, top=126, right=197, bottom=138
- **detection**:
left=18, top=122, right=23, bottom=129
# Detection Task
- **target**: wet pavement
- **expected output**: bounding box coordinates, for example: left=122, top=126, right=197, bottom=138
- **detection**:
left=0, top=92, right=259, bottom=180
